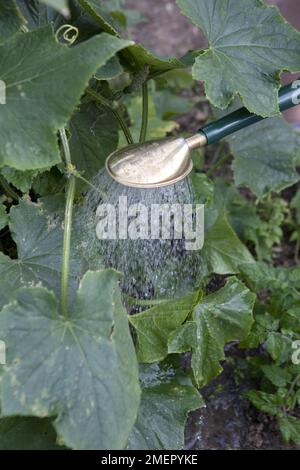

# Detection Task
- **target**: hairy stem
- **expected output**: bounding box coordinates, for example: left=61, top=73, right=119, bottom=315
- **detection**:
left=139, top=82, right=149, bottom=143
left=86, top=88, right=134, bottom=145
left=59, top=129, right=76, bottom=319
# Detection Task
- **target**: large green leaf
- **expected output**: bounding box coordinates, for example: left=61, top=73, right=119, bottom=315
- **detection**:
left=0, top=200, right=80, bottom=309
left=202, top=211, right=254, bottom=274
left=190, top=175, right=254, bottom=277
left=68, top=101, right=119, bottom=180
left=95, top=56, right=123, bottom=80
left=169, top=278, right=255, bottom=386
left=0, top=1, right=24, bottom=43
left=128, top=363, right=204, bottom=450
left=0, top=417, right=63, bottom=450
left=177, top=0, right=300, bottom=117
left=208, top=177, right=261, bottom=241
left=79, top=0, right=123, bottom=36
left=1, top=167, right=40, bottom=193
left=79, top=0, right=185, bottom=76
left=190, top=179, right=254, bottom=277
left=16, top=0, right=63, bottom=29
left=0, top=26, right=131, bottom=170
left=129, top=292, right=199, bottom=363
left=0, top=270, right=140, bottom=450
left=229, top=116, right=300, bottom=196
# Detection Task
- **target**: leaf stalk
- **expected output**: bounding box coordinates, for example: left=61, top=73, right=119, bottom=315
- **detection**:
left=86, top=88, right=134, bottom=145
left=139, top=82, right=149, bottom=143
left=59, top=129, right=76, bottom=319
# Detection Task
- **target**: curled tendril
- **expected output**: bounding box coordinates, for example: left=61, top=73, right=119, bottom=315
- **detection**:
left=55, top=25, right=79, bottom=45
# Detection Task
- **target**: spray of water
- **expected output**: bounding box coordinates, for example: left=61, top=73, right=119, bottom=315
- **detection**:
left=73, top=169, right=204, bottom=301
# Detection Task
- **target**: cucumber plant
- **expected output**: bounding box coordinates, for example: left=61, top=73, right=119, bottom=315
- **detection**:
left=0, top=0, right=300, bottom=450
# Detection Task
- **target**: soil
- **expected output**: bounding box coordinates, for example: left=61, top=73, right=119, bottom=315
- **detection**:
left=125, top=0, right=207, bottom=57
left=125, top=0, right=300, bottom=451
left=185, top=353, right=300, bottom=450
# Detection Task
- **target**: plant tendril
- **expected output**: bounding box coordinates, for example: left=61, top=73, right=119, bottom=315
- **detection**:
left=55, top=25, right=79, bottom=45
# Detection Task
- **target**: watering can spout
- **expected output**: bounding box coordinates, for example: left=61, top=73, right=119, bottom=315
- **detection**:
left=106, top=136, right=201, bottom=188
